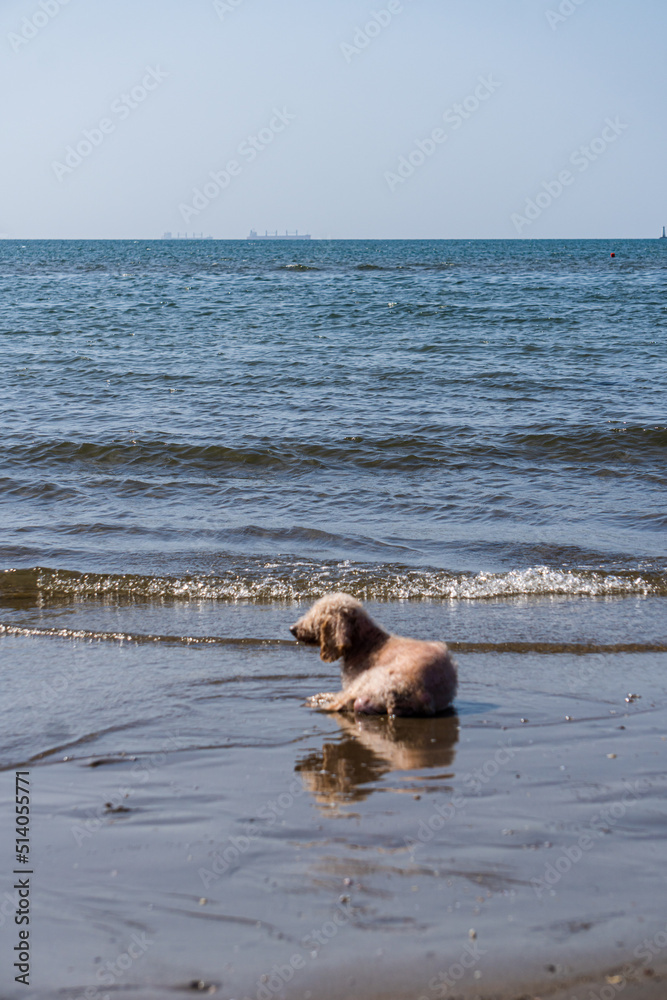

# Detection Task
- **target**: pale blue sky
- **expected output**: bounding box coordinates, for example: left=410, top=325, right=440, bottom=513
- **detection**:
left=1, top=0, right=665, bottom=238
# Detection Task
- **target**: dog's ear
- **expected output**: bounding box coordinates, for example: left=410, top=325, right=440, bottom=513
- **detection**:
left=320, top=608, right=355, bottom=662
left=320, top=613, right=342, bottom=661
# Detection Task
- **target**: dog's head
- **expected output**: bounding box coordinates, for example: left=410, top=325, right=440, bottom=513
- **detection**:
left=290, top=593, right=367, bottom=662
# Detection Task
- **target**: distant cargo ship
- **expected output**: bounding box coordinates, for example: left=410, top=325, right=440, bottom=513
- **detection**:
left=247, top=229, right=311, bottom=240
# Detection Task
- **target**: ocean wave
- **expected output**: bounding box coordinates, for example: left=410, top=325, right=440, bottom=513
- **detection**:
left=0, top=622, right=291, bottom=646
left=0, top=564, right=662, bottom=604
left=4, top=425, right=666, bottom=474
left=513, top=425, right=667, bottom=463
left=1, top=621, right=665, bottom=655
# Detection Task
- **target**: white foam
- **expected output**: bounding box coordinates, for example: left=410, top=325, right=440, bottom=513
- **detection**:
left=25, top=564, right=658, bottom=603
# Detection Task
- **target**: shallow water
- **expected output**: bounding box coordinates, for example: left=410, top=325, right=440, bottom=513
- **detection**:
left=1, top=612, right=667, bottom=999
left=1, top=239, right=666, bottom=998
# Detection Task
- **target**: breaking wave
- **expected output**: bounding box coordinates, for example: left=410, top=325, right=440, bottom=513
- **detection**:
left=0, top=563, right=662, bottom=604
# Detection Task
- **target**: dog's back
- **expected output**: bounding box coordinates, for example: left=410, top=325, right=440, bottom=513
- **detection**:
left=350, top=634, right=457, bottom=716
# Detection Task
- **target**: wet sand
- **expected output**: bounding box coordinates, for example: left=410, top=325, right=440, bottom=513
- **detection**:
left=1, top=599, right=667, bottom=999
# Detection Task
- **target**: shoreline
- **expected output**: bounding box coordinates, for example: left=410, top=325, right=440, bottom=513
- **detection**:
left=1, top=623, right=666, bottom=1000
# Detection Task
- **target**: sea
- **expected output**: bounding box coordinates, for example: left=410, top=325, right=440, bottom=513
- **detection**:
left=1, top=238, right=666, bottom=999
left=1, top=238, right=666, bottom=603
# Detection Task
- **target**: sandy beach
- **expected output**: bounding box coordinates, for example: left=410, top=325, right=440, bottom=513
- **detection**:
left=1, top=596, right=666, bottom=1000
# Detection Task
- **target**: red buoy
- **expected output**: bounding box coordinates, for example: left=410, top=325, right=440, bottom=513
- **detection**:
left=610, top=252, right=615, bottom=257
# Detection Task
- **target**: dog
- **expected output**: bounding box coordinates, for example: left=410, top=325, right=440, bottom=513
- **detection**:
left=290, top=593, right=457, bottom=716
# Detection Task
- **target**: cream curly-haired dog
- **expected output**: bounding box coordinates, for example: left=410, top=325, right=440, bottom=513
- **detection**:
left=290, top=593, right=457, bottom=716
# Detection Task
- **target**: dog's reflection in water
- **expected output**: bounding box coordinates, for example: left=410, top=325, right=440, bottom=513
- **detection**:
left=295, top=711, right=459, bottom=807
